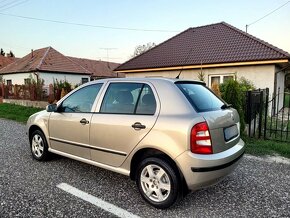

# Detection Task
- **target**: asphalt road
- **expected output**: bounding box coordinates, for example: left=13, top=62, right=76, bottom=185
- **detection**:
left=0, top=118, right=290, bottom=217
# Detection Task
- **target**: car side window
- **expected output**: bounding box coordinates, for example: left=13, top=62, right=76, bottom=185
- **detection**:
left=100, top=83, right=143, bottom=114
left=59, top=83, right=103, bottom=113
left=100, top=83, right=156, bottom=115
left=135, top=85, right=156, bottom=115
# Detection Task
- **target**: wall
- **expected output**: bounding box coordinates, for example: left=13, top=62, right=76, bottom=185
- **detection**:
left=40, top=72, right=90, bottom=86
left=3, top=99, right=47, bottom=108
left=2, top=72, right=32, bottom=85
left=1, top=72, right=90, bottom=86
left=125, top=64, right=276, bottom=99
left=275, top=66, right=285, bottom=111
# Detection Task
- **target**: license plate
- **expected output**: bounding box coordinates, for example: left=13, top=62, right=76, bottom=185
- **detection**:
left=224, top=125, right=239, bottom=141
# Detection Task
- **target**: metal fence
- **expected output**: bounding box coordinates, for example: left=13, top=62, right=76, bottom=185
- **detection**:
left=246, top=88, right=290, bottom=142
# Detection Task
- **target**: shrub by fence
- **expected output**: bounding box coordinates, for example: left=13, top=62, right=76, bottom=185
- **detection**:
left=0, top=83, right=72, bottom=103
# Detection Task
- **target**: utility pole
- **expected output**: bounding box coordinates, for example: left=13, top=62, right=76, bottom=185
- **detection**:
left=99, top=48, right=117, bottom=62
left=245, top=24, right=248, bottom=33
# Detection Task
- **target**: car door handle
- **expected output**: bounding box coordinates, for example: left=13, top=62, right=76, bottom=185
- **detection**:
left=80, top=118, right=89, bottom=125
left=131, top=122, right=146, bottom=130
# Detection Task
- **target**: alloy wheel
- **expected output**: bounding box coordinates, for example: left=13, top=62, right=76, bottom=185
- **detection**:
left=31, top=134, right=44, bottom=158
left=140, top=164, right=171, bottom=202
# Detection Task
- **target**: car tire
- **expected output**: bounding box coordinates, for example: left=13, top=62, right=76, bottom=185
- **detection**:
left=136, top=157, right=181, bottom=209
left=30, top=130, right=50, bottom=161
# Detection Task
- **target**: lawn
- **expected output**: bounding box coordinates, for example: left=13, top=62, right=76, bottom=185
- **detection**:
left=0, top=103, right=43, bottom=123
left=243, top=136, right=290, bottom=159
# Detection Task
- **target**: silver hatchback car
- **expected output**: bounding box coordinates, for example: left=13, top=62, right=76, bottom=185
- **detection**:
left=27, top=78, right=244, bottom=209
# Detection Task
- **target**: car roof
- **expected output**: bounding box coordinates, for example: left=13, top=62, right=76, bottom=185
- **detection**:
left=89, top=77, right=205, bottom=85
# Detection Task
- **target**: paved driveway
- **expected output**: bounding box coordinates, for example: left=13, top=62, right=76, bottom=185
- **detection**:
left=0, top=119, right=289, bottom=217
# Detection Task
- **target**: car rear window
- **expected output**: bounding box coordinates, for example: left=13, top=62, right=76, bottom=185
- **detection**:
left=176, top=82, right=224, bottom=112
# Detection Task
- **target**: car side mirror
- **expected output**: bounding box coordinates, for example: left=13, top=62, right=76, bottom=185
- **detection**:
left=46, top=104, right=58, bottom=112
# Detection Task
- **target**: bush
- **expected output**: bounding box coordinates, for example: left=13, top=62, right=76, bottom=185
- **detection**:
left=239, top=77, right=255, bottom=92
left=221, top=79, right=245, bottom=131
left=219, top=77, right=255, bottom=132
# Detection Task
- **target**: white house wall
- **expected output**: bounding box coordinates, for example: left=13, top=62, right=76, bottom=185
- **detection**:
left=125, top=64, right=276, bottom=98
left=39, top=72, right=90, bottom=86
left=275, top=66, right=285, bottom=111
left=2, top=73, right=34, bottom=85
left=2, top=72, right=90, bottom=86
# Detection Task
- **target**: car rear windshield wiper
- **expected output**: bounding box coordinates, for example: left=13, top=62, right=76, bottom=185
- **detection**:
left=221, top=104, right=232, bottom=109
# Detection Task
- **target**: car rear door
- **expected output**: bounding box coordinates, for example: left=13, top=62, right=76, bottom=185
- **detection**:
left=89, top=82, right=159, bottom=167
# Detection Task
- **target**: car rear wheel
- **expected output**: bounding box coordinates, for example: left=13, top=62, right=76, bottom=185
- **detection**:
left=30, top=130, right=50, bottom=161
left=136, top=157, right=181, bottom=209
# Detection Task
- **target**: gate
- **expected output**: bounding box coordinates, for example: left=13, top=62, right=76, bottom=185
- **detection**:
left=266, top=89, right=290, bottom=141
left=246, top=88, right=290, bottom=142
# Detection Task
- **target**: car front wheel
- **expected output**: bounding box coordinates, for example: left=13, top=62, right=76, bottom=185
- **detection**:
left=136, top=157, right=181, bottom=209
left=30, top=130, right=50, bottom=161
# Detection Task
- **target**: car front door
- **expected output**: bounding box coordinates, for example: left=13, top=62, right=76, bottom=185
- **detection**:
left=48, top=83, right=103, bottom=159
left=90, top=82, right=159, bottom=167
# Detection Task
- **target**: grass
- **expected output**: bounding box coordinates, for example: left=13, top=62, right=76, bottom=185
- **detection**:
left=242, top=135, right=290, bottom=159
left=0, top=103, right=43, bottom=123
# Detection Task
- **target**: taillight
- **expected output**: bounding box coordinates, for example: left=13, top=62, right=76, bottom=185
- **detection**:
left=191, top=122, right=212, bottom=154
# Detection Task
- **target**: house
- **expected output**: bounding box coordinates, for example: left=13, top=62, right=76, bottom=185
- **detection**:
left=115, top=22, right=290, bottom=107
left=0, top=46, right=121, bottom=87
left=68, top=57, right=122, bottom=80
left=0, top=55, right=17, bottom=70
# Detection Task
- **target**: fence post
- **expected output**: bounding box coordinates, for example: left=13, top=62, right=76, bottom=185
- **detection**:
left=247, top=91, right=252, bottom=137
left=264, top=88, right=269, bottom=139
left=258, top=90, right=263, bottom=138
left=1, top=83, right=4, bottom=98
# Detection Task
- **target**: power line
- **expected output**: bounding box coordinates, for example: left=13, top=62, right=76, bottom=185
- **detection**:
left=0, top=12, right=179, bottom=33
left=0, top=0, right=29, bottom=12
left=0, top=0, right=23, bottom=9
left=246, top=1, right=290, bottom=32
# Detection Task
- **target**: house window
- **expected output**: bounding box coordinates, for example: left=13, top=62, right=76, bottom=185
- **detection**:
left=81, top=78, right=89, bottom=84
left=6, top=80, right=12, bottom=85
left=209, top=74, right=235, bottom=88
left=24, top=78, right=31, bottom=85
left=210, top=76, right=220, bottom=87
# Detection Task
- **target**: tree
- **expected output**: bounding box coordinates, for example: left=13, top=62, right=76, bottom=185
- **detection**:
left=131, top=42, right=156, bottom=57
left=7, top=50, right=15, bottom=57
left=197, top=71, right=205, bottom=82
left=0, top=48, right=5, bottom=56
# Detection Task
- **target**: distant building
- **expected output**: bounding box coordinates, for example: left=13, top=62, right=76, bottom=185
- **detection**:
left=0, top=55, right=17, bottom=70
left=0, top=46, right=121, bottom=86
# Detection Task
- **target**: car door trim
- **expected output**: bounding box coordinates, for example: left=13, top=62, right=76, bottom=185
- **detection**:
left=191, top=151, right=244, bottom=172
left=48, top=148, right=130, bottom=176
left=49, top=137, right=127, bottom=156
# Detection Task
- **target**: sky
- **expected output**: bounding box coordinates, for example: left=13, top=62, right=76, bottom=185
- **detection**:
left=0, top=0, right=289, bottom=63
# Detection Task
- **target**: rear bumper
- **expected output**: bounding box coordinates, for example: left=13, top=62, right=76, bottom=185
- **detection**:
left=175, top=138, right=245, bottom=191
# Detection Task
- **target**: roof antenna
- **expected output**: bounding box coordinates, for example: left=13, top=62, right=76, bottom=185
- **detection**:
left=176, top=46, right=195, bottom=79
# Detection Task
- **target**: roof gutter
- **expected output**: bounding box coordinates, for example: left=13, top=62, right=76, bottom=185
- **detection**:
left=115, top=59, right=289, bottom=73
left=0, top=69, right=91, bottom=75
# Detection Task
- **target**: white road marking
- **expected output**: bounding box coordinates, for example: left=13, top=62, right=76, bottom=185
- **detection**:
left=57, top=183, right=140, bottom=218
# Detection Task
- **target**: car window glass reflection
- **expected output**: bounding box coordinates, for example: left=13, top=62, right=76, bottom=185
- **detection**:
left=60, top=84, right=102, bottom=113
left=101, top=83, right=143, bottom=114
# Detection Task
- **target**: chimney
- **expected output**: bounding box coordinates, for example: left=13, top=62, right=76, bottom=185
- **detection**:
left=31, top=49, right=34, bottom=58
